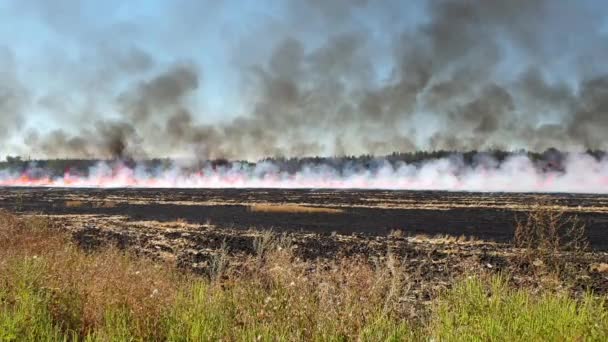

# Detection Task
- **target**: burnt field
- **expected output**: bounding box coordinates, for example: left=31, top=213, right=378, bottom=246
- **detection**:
left=3, top=187, right=608, bottom=297
left=2, top=187, right=608, bottom=247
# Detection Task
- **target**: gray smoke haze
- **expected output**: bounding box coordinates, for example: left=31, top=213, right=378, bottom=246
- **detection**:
left=0, top=48, right=27, bottom=143
left=2, top=0, right=608, bottom=159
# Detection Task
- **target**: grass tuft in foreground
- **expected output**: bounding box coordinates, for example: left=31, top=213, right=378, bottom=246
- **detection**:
left=0, top=210, right=607, bottom=341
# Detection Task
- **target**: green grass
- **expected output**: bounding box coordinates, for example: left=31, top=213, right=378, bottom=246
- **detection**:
left=0, top=211, right=607, bottom=341
left=0, top=259, right=65, bottom=341
left=432, top=276, right=608, bottom=341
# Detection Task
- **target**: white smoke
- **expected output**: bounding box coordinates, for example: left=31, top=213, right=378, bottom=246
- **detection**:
left=1, top=152, right=608, bottom=193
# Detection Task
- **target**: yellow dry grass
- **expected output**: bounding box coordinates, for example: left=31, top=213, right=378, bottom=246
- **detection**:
left=248, top=203, right=344, bottom=214
left=65, top=200, right=85, bottom=207
left=65, top=200, right=117, bottom=209
left=93, top=201, right=117, bottom=208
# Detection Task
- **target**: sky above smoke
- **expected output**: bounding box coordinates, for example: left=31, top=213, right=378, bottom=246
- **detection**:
left=1, top=0, right=608, bottom=160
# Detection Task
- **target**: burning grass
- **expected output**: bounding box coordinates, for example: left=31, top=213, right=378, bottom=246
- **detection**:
left=248, top=203, right=344, bottom=214
left=0, top=210, right=607, bottom=340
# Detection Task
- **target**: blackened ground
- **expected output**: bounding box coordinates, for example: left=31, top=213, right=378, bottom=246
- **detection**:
left=1, top=187, right=608, bottom=249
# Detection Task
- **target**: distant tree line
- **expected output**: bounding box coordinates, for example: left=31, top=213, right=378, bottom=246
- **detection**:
left=0, top=149, right=606, bottom=177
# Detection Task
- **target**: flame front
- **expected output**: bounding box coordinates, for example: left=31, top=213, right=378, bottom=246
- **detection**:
left=1, top=154, right=608, bottom=193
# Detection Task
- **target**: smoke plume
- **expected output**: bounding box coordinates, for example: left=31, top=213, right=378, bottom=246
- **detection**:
left=2, top=152, right=608, bottom=193
left=1, top=0, right=608, bottom=159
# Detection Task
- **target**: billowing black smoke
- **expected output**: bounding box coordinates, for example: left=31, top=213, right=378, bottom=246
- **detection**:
left=3, top=0, right=608, bottom=159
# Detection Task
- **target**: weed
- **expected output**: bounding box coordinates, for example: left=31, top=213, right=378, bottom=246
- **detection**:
left=514, top=202, right=589, bottom=273
left=253, top=230, right=292, bottom=262
left=209, top=240, right=229, bottom=280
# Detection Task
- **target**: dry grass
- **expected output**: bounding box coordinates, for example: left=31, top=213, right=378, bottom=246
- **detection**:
left=65, top=200, right=117, bottom=208
left=65, top=200, right=86, bottom=208
left=248, top=203, right=344, bottom=214
left=514, top=201, right=589, bottom=273
left=388, top=229, right=404, bottom=238
left=93, top=201, right=117, bottom=208
left=410, top=233, right=484, bottom=245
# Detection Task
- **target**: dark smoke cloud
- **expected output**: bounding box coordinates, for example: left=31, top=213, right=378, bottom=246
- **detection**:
left=569, top=76, right=608, bottom=148
left=28, top=64, right=198, bottom=158
left=7, top=0, right=608, bottom=159
left=118, top=64, right=199, bottom=123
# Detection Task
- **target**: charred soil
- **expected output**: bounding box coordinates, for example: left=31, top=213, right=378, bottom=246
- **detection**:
left=1, top=187, right=608, bottom=302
